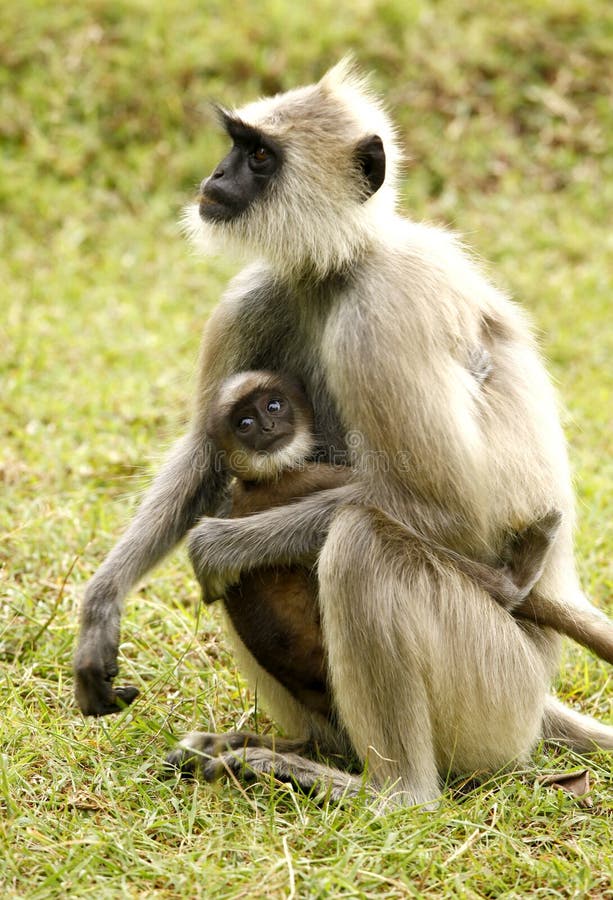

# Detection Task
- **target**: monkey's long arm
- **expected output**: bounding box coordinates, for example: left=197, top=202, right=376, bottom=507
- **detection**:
left=189, top=487, right=524, bottom=608
left=188, top=484, right=362, bottom=580
left=368, top=509, right=613, bottom=662
left=377, top=507, right=613, bottom=664
left=191, top=494, right=613, bottom=665
left=74, top=432, right=227, bottom=715
left=473, top=510, right=613, bottom=664
left=74, top=299, right=246, bottom=716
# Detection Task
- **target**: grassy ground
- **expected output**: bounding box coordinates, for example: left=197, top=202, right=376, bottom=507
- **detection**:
left=1, top=1, right=612, bottom=896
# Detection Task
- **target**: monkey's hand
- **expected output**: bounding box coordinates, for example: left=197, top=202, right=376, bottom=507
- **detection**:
left=74, top=633, right=140, bottom=716
left=74, top=580, right=140, bottom=716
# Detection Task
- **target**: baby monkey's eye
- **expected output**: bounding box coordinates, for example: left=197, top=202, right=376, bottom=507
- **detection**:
left=238, top=416, right=255, bottom=432
left=252, top=147, right=269, bottom=163
left=267, top=399, right=282, bottom=414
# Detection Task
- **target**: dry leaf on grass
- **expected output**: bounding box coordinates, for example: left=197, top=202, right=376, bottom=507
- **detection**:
left=539, top=769, right=593, bottom=808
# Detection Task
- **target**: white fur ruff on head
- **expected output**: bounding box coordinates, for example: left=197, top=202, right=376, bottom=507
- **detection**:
left=183, top=59, right=402, bottom=279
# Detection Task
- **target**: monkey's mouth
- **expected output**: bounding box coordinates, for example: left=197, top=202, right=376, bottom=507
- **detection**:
left=199, top=194, right=226, bottom=221
left=198, top=192, right=242, bottom=223
left=254, top=433, right=292, bottom=454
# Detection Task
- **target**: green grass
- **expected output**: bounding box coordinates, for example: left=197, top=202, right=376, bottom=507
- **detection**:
left=1, top=1, right=612, bottom=896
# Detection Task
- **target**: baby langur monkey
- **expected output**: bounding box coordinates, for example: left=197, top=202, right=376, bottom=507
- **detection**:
left=202, top=370, right=608, bottom=725
left=204, top=370, right=350, bottom=719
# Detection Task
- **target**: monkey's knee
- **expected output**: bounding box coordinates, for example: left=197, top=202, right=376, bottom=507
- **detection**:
left=319, top=506, right=383, bottom=589
left=318, top=505, right=424, bottom=626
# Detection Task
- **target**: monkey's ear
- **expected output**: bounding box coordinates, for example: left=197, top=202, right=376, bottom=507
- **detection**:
left=355, top=134, right=386, bottom=198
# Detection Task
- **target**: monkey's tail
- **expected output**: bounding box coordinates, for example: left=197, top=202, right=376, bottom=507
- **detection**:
left=541, top=695, right=613, bottom=752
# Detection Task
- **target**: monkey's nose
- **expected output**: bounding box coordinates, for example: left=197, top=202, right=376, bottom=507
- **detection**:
left=200, top=170, right=223, bottom=195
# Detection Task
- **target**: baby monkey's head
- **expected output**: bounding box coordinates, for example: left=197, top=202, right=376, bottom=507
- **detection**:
left=207, top=371, right=315, bottom=481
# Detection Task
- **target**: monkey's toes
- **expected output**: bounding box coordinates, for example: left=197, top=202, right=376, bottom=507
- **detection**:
left=164, top=732, right=223, bottom=780
left=164, top=747, right=198, bottom=778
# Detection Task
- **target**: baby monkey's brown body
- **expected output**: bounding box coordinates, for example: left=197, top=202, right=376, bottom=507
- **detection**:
left=225, top=464, right=352, bottom=719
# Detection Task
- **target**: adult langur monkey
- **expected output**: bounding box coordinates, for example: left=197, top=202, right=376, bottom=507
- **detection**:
left=75, top=61, right=613, bottom=805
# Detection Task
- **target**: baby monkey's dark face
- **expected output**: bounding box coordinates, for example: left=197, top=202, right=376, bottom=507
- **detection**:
left=232, top=390, right=295, bottom=453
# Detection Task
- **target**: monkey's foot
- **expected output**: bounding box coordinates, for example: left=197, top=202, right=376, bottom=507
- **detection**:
left=164, top=730, right=364, bottom=801
left=164, top=731, right=238, bottom=778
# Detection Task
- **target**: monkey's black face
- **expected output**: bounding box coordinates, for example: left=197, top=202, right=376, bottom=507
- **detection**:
left=199, top=115, right=283, bottom=222
left=232, top=390, right=295, bottom=454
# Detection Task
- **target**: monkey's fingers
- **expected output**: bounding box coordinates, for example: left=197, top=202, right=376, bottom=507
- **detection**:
left=80, top=684, right=140, bottom=717
left=113, top=685, right=140, bottom=709
left=75, top=662, right=140, bottom=717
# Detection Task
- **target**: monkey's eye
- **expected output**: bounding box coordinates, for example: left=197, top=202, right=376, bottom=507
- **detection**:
left=267, top=399, right=282, bottom=414
left=237, top=416, right=255, bottom=432
left=248, top=145, right=277, bottom=174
